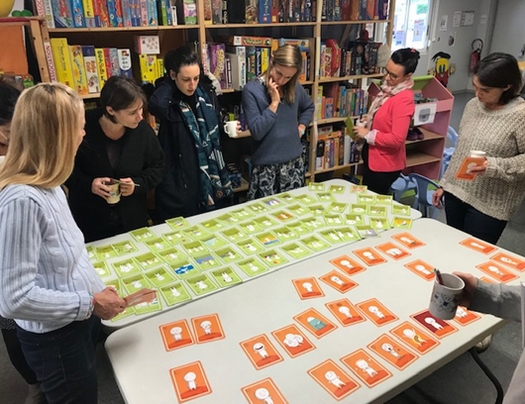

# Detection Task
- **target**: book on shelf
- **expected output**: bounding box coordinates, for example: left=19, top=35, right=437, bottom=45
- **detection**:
left=81, top=45, right=100, bottom=93
left=70, top=45, right=89, bottom=95
left=50, top=38, right=74, bottom=89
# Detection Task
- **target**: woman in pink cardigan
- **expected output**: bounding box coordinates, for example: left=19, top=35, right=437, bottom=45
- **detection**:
left=354, top=48, right=420, bottom=195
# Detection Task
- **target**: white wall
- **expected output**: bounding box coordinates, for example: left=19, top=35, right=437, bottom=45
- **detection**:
left=490, top=0, right=525, bottom=56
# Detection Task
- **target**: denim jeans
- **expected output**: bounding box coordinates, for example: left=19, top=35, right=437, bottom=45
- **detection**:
left=17, top=316, right=101, bottom=404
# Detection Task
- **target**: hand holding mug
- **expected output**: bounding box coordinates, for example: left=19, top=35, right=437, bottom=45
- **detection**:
left=451, top=271, right=478, bottom=308
left=119, top=177, right=135, bottom=196
left=91, top=177, right=112, bottom=200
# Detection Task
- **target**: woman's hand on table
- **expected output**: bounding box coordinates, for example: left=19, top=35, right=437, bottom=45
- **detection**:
left=93, top=287, right=127, bottom=320
left=452, top=271, right=478, bottom=308
left=91, top=177, right=112, bottom=200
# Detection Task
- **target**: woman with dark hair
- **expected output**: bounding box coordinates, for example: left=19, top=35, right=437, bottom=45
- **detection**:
left=242, top=44, right=314, bottom=199
left=354, top=47, right=420, bottom=195
left=433, top=52, right=525, bottom=244
left=149, top=45, right=232, bottom=220
left=67, top=76, right=164, bottom=242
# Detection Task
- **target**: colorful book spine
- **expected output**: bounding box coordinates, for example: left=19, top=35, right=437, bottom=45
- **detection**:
left=121, top=0, right=133, bottom=26
left=69, top=45, right=89, bottom=95
left=146, top=0, right=158, bottom=25
left=225, top=46, right=246, bottom=90
left=117, top=49, right=133, bottom=78
left=81, top=45, right=100, bottom=93
left=43, top=41, right=58, bottom=82
left=94, top=48, right=108, bottom=88
left=246, top=46, right=256, bottom=81
left=258, top=0, right=271, bottom=23
left=139, top=0, right=148, bottom=25
left=109, top=48, right=121, bottom=76
left=260, top=47, right=269, bottom=74
left=114, top=0, right=125, bottom=25
left=208, top=43, right=226, bottom=89
left=50, top=38, right=74, bottom=88
left=184, top=0, right=197, bottom=24
left=107, top=0, right=124, bottom=26
left=271, top=0, right=279, bottom=22
left=156, top=57, right=164, bottom=78
left=211, top=0, right=221, bottom=24
left=82, top=0, right=96, bottom=27
left=70, top=0, right=86, bottom=27
left=139, top=54, right=158, bottom=83
left=50, top=0, right=74, bottom=28
left=96, top=0, right=110, bottom=26
left=103, top=48, right=113, bottom=77
left=91, top=0, right=101, bottom=26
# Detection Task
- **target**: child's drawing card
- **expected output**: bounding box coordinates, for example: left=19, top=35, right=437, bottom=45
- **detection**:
left=303, top=215, right=326, bottom=230
left=294, top=193, right=317, bottom=205
left=307, top=359, right=361, bottom=400
left=328, top=202, right=348, bottom=213
left=271, top=324, right=316, bottom=358
left=350, top=203, right=367, bottom=214
left=319, top=271, right=358, bottom=293
left=344, top=213, right=365, bottom=225
left=391, top=204, right=411, bottom=216
left=375, top=242, right=411, bottom=260
left=340, top=349, right=392, bottom=387
left=391, top=217, right=413, bottom=229
left=281, top=242, right=312, bottom=260
left=356, top=298, right=398, bottom=326
left=367, top=205, right=388, bottom=217
left=453, top=306, right=482, bottom=326
left=237, top=238, right=265, bottom=255
left=325, top=298, right=366, bottom=327
left=210, top=267, right=242, bottom=287
left=262, top=195, right=286, bottom=207
left=185, top=273, right=219, bottom=296
left=391, top=232, right=425, bottom=248
left=490, top=252, right=525, bottom=271
left=353, top=247, right=387, bottom=266
left=357, top=194, right=376, bottom=204
left=292, top=277, right=325, bottom=299
left=259, top=250, right=289, bottom=268
left=308, top=182, right=325, bottom=192
left=191, top=313, right=225, bottom=344
left=300, top=235, right=331, bottom=252
left=159, top=319, right=194, bottom=351
left=293, top=308, right=338, bottom=338
left=170, top=361, right=211, bottom=402
left=237, top=257, right=269, bottom=277
left=285, top=203, right=310, bottom=216
left=330, top=255, right=366, bottom=275
left=459, top=237, right=498, bottom=254
left=329, top=184, right=346, bottom=194
left=159, top=282, right=192, bottom=306
left=404, top=259, right=436, bottom=281
left=369, top=217, right=390, bottom=231
left=350, top=185, right=367, bottom=193
left=476, top=261, right=519, bottom=282
left=215, top=246, right=244, bottom=264
left=240, top=334, right=284, bottom=370
left=411, top=309, right=458, bottom=338
left=367, top=334, right=418, bottom=370
left=317, top=192, right=335, bottom=202
left=256, top=231, right=281, bottom=246
left=355, top=225, right=379, bottom=238
left=241, top=378, right=289, bottom=404
left=323, top=213, right=344, bottom=226
left=389, top=321, right=439, bottom=354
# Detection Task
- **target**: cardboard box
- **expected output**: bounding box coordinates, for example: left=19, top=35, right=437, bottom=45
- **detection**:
left=135, top=35, right=160, bottom=54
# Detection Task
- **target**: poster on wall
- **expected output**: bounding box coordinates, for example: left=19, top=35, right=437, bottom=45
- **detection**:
left=413, top=20, right=425, bottom=42
left=395, top=31, right=405, bottom=46
left=439, top=15, right=448, bottom=31
left=453, top=11, right=461, bottom=27
left=461, top=11, right=475, bottom=26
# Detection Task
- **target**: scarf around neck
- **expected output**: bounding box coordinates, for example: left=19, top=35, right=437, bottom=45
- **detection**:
left=366, top=78, right=414, bottom=129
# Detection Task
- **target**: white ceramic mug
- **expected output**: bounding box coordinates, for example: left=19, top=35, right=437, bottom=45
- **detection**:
left=224, top=121, right=238, bottom=138
left=428, top=273, right=465, bottom=320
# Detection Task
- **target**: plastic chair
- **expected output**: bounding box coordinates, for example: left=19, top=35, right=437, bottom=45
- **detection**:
left=390, top=174, right=417, bottom=203
left=440, top=126, right=459, bottom=179
left=409, top=173, right=440, bottom=218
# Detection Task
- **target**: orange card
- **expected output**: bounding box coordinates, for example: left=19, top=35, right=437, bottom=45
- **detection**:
left=356, top=298, right=398, bottom=326
left=368, top=334, right=418, bottom=370
left=411, top=310, right=458, bottom=339
left=459, top=237, right=498, bottom=254
left=389, top=321, right=439, bottom=354
left=375, top=242, right=411, bottom=260
left=455, top=156, right=484, bottom=180
left=454, top=306, right=482, bottom=326
left=350, top=185, right=367, bottom=193
left=353, top=247, right=387, bottom=266
left=307, top=359, right=361, bottom=401
left=329, top=255, right=366, bottom=275
left=271, top=324, right=316, bottom=358
left=191, top=313, right=225, bottom=344
left=340, top=349, right=392, bottom=387
left=491, top=252, right=525, bottom=271
left=325, top=298, right=366, bottom=327
left=476, top=261, right=519, bottom=282
left=241, top=378, right=288, bottom=404
left=319, top=270, right=358, bottom=293
left=170, top=361, right=212, bottom=402
left=240, top=334, right=284, bottom=370
left=404, top=259, right=436, bottom=281
left=391, top=232, right=425, bottom=248
left=293, top=308, right=338, bottom=338
left=159, top=320, right=194, bottom=351
left=480, top=276, right=496, bottom=283
left=291, top=277, right=325, bottom=299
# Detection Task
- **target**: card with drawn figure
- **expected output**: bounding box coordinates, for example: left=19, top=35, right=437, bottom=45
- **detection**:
left=329, top=184, right=346, bottom=194
left=319, top=271, right=358, bottom=293
left=453, top=306, right=482, bottom=326
left=404, top=259, right=436, bottom=281
left=350, top=185, right=368, bottom=193
left=356, top=298, right=398, bottom=326
left=240, top=334, right=284, bottom=370
left=292, top=277, right=325, bottom=299
left=330, top=255, right=366, bottom=276
left=391, top=217, right=413, bottom=229
left=293, top=308, right=338, bottom=338
left=367, top=334, right=419, bottom=370
left=389, top=321, right=440, bottom=354
left=160, top=320, right=194, bottom=351
left=259, top=250, right=289, bottom=268
left=340, top=349, right=393, bottom=387
left=191, top=314, right=225, bottom=344
left=241, top=378, right=289, bottom=404
left=459, top=237, right=498, bottom=254
left=353, top=247, right=387, bottom=266
left=375, top=242, right=411, bottom=260
left=325, top=299, right=366, bottom=327
left=410, top=309, right=458, bottom=338
left=170, top=361, right=212, bottom=402
left=490, top=252, right=525, bottom=271
left=307, top=359, right=361, bottom=401
left=271, top=324, right=316, bottom=358
left=476, top=261, right=519, bottom=282
left=391, top=232, right=426, bottom=248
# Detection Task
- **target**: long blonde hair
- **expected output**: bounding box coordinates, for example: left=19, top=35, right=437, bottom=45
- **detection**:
left=264, top=44, right=302, bottom=104
left=0, top=83, right=84, bottom=190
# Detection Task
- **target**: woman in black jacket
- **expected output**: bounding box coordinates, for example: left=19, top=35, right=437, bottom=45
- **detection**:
left=149, top=45, right=232, bottom=222
left=67, top=76, right=164, bottom=242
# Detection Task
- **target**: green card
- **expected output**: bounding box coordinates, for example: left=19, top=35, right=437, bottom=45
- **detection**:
left=121, top=274, right=151, bottom=294
left=259, top=249, right=289, bottom=268
left=165, top=216, right=190, bottom=230
left=95, top=245, right=118, bottom=260
left=163, top=231, right=192, bottom=245
left=144, top=237, right=172, bottom=252
left=86, top=246, right=98, bottom=262
left=375, top=195, right=393, bottom=205
left=319, top=229, right=347, bottom=244
left=308, top=204, right=325, bottom=216
left=133, top=252, right=163, bottom=271
left=237, top=257, right=269, bottom=277
left=392, top=204, right=411, bottom=217
left=329, top=185, right=346, bottom=194
left=345, top=213, right=365, bottom=225
left=200, top=234, right=228, bottom=249
left=159, top=282, right=192, bottom=306
left=333, top=226, right=362, bottom=242
left=323, top=214, right=344, bottom=226
left=144, top=267, right=176, bottom=288
left=286, top=221, right=308, bottom=234
left=200, top=219, right=225, bottom=232
left=238, top=220, right=263, bottom=235
left=350, top=204, right=368, bottom=214
left=221, top=227, right=247, bottom=242
left=172, top=260, right=200, bottom=279
left=273, top=226, right=297, bottom=241
left=303, top=215, right=326, bottom=229
left=157, top=247, right=188, bottom=266
left=110, top=306, right=135, bottom=322
left=130, top=227, right=156, bottom=243
left=370, top=217, right=391, bottom=231
left=328, top=202, right=348, bottom=213
left=308, top=182, right=325, bottom=192
left=134, top=296, right=162, bottom=315
left=367, top=205, right=388, bottom=217
left=317, top=192, right=335, bottom=202
left=392, top=217, right=413, bottom=229
left=185, top=274, right=219, bottom=296
left=261, top=196, right=286, bottom=207
left=92, top=260, right=112, bottom=279
left=299, top=235, right=331, bottom=252
left=253, top=215, right=279, bottom=228
left=112, top=258, right=142, bottom=278
left=216, top=213, right=240, bottom=224
left=231, top=208, right=253, bottom=220
left=271, top=210, right=296, bottom=222
left=286, top=203, right=311, bottom=216
left=111, top=240, right=138, bottom=255
left=256, top=232, right=281, bottom=247
left=193, top=252, right=222, bottom=270
left=182, top=226, right=212, bottom=241
left=357, top=194, right=376, bottom=204
left=246, top=202, right=269, bottom=214
left=210, top=266, right=243, bottom=287
left=181, top=241, right=207, bottom=257
left=294, top=194, right=317, bottom=204
left=281, top=243, right=313, bottom=259
left=355, top=224, right=379, bottom=238
left=215, top=246, right=244, bottom=263
left=237, top=238, right=265, bottom=255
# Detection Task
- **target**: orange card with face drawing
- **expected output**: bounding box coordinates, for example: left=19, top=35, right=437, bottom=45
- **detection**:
left=391, top=232, right=425, bottom=248
left=476, top=261, right=519, bottom=282
left=410, top=309, right=458, bottom=339
left=240, top=334, right=283, bottom=370
left=368, top=334, right=418, bottom=370
left=353, top=247, right=387, bottom=266
left=271, top=324, right=316, bottom=358
left=319, top=270, right=358, bottom=293
left=293, top=308, right=337, bottom=338
left=459, top=237, right=498, bottom=254
left=375, top=242, right=411, bottom=260
left=292, top=277, right=325, bottom=299
left=356, top=298, right=398, bottom=326
left=340, top=349, right=393, bottom=387
left=307, top=359, right=361, bottom=401
left=404, top=259, right=436, bottom=281
left=241, top=378, right=289, bottom=404
left=325, top=298, right=366, bottom=327
left=453, top=306, right=482, bottom=326
left=191, top=313, right=225, bottom=344
left=389, top=321, right=439, bottom=354
left=159, top=319, right=194, bottom=351
left=490, top=252, right=525, bottom=271
left=329, top=255, right=366, bottom=275
left=170, top=361, right=212, bottom=402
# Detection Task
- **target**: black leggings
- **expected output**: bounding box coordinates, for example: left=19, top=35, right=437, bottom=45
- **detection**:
left=1, top=328, right=38, bottom=385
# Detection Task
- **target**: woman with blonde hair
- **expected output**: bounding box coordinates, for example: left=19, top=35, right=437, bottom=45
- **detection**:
left=0, top=83, right=125, bottom=404
left=242, top=44, right=314, bottom=199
